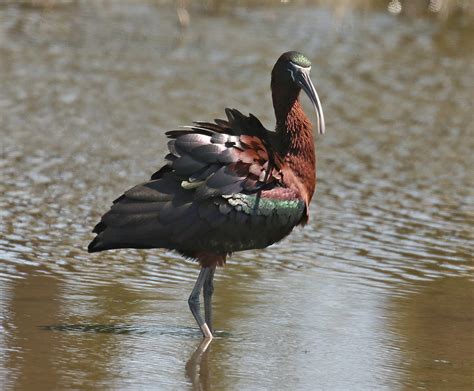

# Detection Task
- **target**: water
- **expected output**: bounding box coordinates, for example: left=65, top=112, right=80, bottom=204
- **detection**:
left=1, top=2, right=473, bottom=390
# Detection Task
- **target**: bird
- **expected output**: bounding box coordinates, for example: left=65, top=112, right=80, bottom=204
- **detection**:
left=88, top=51, right=325, bottom=341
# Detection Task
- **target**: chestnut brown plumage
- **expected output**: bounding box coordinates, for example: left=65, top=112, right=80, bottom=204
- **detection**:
left=88, top=51, right=325, bottom=341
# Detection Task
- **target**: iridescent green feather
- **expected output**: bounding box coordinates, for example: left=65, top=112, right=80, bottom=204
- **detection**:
left=223, top=193, right=304, bottom=219
left=289, top=53, right=311, bottom=68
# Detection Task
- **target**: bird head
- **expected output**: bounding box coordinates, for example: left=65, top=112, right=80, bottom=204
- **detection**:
left=272, top=51, right=325, bottom=135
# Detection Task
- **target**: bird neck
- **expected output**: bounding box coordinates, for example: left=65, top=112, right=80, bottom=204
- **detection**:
left=272, top=90, right=316, bottom=209
left=273, top=88, right=315, bottom=155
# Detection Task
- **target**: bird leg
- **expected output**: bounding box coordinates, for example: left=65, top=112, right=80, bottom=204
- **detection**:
left=188, top=267, right=213, bottom=340
left=203, top=266, right=216, bottom=333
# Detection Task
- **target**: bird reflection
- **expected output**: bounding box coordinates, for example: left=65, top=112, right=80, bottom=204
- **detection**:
left=185, top=338, right=212, bottom=391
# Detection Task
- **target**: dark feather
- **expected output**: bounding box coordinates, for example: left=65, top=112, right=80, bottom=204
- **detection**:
left=88, top=108, right=305, bottom=256
left=192, top=143, right=228, bottom=162
left=172, top=155, right=208, bottom=175
left=189, top=164, right=220, bottom=182
left=206, top=166, right=246, bottom=189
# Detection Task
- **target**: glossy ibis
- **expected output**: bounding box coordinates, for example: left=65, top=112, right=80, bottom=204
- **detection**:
left=88, top=51, right=325, bottom=341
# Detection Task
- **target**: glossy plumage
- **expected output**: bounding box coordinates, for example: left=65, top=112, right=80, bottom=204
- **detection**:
left=88, top=51, right=325, bottom=341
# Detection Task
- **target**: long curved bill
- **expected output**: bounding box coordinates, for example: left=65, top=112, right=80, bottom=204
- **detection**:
left=296, top=67, right=326, bottom=135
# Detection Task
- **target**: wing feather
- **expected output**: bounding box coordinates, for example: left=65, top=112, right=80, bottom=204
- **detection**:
left=163, top=109, right=283, bottom=197
left=89, top=108, right=288, bottom=254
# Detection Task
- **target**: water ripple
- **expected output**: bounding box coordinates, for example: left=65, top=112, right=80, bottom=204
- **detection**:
left=0, top=5, right=472, bottom=298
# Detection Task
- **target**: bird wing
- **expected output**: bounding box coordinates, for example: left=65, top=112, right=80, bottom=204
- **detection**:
left=88, top=109, right=295, bottom=254
left=161, top=108, right=283, bottom=199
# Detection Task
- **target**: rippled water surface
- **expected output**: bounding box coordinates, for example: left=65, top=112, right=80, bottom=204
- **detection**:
left=1, top=2, right=473, bottom=390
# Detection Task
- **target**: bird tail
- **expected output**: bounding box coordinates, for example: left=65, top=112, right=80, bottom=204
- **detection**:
left=87, top=237, right=102, bottom=253
left=87, top=179, right=197, bottom=253
left=87, top=230, right=107, bottom=253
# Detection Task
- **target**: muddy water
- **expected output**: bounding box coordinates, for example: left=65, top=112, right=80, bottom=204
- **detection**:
left=0, top=3, right=473, bottom=390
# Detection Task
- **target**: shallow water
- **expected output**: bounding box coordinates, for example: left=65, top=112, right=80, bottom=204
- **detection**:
left=0, top=2, right=473, bottom=390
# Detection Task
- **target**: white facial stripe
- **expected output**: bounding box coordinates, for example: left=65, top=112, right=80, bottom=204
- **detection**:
left=288, top=67, right=295, bottom=81
left=291, top=63, right=311, bottom=72
left=288, top=62, right=311, bottom=80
